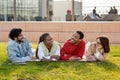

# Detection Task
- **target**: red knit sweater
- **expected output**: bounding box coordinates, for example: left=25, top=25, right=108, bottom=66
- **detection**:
left=60, top=39, right=85, bottom=61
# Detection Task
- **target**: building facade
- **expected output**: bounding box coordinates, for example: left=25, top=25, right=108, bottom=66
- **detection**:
left=0, top=0, right=53, bottom=21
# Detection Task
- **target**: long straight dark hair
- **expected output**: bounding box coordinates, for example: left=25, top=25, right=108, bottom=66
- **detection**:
left=35, top=33, right=50, bottom=59
left=97, top=36, right=110, bottom=53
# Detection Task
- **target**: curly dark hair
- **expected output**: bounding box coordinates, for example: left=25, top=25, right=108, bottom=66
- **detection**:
left=9, top=28, right=22, bottom=40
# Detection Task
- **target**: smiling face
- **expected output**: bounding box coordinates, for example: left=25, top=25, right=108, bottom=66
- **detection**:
left=95, top=36, right=110, bottom=53
left=44, top=35, right=53, bottom=46
left=70, top=32, right=80, bottom=44
left=14, top=33, right=24, bottom=43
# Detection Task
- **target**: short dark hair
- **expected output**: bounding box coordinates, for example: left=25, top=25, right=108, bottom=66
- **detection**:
left=76, top=31, right=84, bottom=39
left=9, top=28, right=22, bottom=40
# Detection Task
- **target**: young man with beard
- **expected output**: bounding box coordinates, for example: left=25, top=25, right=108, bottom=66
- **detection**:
left=7, top=28, right=36, bottom=63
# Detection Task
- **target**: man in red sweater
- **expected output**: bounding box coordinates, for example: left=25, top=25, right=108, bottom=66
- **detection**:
left=60, top=31, right=85, bottom=61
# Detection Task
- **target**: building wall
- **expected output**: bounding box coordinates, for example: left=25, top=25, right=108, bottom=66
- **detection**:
left=53, top=1, right=71, bottom=21
left=41, top=0, right=47, bottom=18
left=0, top=22, right=120, bottom=44
left=53, top=1, right=82, bottom=21
left=0, top=0, right=52, bottom=21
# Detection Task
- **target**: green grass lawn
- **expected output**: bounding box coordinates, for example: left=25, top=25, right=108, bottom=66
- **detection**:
left=0, top=43, right=120, bottom=80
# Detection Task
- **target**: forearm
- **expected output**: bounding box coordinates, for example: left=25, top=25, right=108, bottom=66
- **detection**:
left=69, top=56, right=81, bottom=61
left=97, top=55, right=106, bottom=61
left=9, top=56, right=31, bottom=62
left=94, top=52, right=107, bottom=61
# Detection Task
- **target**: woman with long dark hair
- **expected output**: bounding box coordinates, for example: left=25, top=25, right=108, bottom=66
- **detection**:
left=83, top=36, right=110, bottom=61
left=36, top=33, right=60, bottom=61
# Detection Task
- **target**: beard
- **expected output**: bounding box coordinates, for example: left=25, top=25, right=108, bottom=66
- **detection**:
left=17, top=38, right=24, bottom=43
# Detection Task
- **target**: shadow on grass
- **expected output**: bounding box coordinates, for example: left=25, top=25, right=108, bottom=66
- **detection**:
left=112, top=55, right=120, bottom=57
left=0, top=60, right=120, bottom=72
left=94, top=60, right=120, bottom=72
left=0, top=60, right=120, bottom=80
left=33, top=61, right=92, bottom=73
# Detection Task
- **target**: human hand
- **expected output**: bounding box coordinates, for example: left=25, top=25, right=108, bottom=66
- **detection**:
left=30, top=56, right=37, bottom=60
left=41, top=57, right=51, bottom=61
left=69, top=56, right=81, bottom=61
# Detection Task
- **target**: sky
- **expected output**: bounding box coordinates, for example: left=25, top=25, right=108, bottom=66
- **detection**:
left=54, top=0, right=120, bottom=14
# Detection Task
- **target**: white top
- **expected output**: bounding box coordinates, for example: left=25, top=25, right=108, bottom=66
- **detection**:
left=85, top=41, right=92, bottom=52
left=82, top=42, right=92, bottom=59
left=38, top=44, right=60, bottom=60
left=83, top=41, right=102, bottom=60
